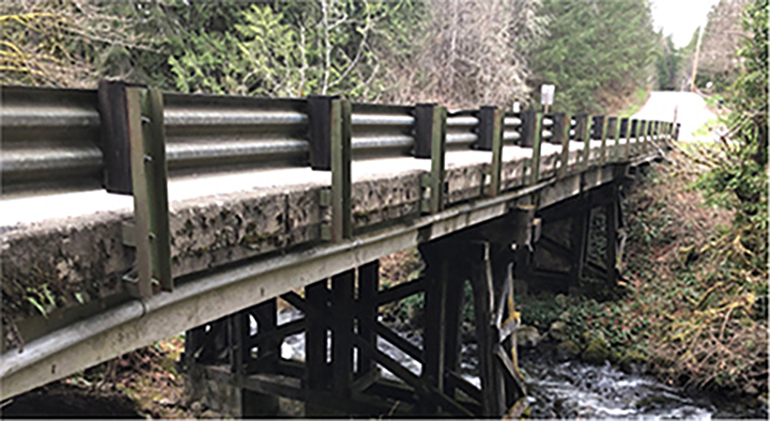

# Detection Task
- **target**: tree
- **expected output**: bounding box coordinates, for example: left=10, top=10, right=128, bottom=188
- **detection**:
left=696, top=0, right=748, bottom=91
left=530, top=0, right=657, bottom=114
left=654, top=32, right=684, bottom=91
left=1, top=0, right=156, bottom=87
left=695, top=0, right=767, bottom=280
left=380, top=0, right=547, bottom=109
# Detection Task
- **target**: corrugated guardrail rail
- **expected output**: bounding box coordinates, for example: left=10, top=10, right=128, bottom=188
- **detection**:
left=163, top=93, right=309, bottom=176
left=2, top=86, right=103, bottom=195
left=1, top=84, right=678, bottom=202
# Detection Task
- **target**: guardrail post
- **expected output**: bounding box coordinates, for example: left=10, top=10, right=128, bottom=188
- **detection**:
left=308, top=96, right=334, bottom=170
left=475, top=106, right=498, bottom=151
left=99, top=81, right=134, bottom=194
left=628, top=119, right=638, bottom=158
left=309, top=96, right=351, bottom=241
left=414, top=103, right=447, bottom=213
left=637, top=120, right=647, bottom=156
left=333, top=99, right=353, bottom=241
left=100, top=81, right=172, bottom=298
left=476, top=107, right=504, bottom=196
left=521, top=110, right=543, bottom=185
left=553, top=113, right=571, bottom=178
left=595, top=116, right=608, bottom=164
left=606, top=117, right=619, bottom=162
left=574, top=115, right=591, bottom=169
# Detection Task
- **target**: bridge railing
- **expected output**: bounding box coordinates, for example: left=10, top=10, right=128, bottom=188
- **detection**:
left=1, top=82, right=677, bottom=299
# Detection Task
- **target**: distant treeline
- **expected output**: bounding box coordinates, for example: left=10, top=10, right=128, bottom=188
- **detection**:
left=0, top=0, right=748, bottom=114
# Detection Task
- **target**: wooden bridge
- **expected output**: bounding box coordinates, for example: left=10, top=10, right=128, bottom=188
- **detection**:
left=0, top=82, right=676, bottom=416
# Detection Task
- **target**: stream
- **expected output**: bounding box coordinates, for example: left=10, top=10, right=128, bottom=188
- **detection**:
left=277, top=308, right=767, bottom=419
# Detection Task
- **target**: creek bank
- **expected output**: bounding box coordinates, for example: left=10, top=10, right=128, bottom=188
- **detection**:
left=516, top=289, right=768, bottom=416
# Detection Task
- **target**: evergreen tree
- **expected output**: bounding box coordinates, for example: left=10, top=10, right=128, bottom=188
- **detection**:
left=530, top=0, right=657, bottom=114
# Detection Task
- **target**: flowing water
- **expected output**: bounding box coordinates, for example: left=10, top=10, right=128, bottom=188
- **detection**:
left=278, top=308, right=767, bottom=419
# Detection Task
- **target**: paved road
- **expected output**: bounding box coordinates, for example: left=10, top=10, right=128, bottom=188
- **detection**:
left=632, top=91, right=718, bottom=141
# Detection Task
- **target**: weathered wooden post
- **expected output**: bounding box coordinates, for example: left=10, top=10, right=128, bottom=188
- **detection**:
left=475, top=106, right=504, bottom=196
left=98, top=81, right=172, bottom=299
left=414, top=103, right=447, bottom=213
left=553, top=113, right=571, bottom=178
left=521, top=110, right=543, bottom=185
left=574, top=114, right=591, bottom=169
left=309, top=96, right=352, bottom=241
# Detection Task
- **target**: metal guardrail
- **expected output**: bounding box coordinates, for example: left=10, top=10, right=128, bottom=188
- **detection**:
left=351, top=103, right=415, bottom=160
left=446, top=113, right=479, bottom=150
left=1, top=85, right=677, bottom=199
left=1, top=86, right=103, bottom=195
left=163, top=93, right=309, bottom=176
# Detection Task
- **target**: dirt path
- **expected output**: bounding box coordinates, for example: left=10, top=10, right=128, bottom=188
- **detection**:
left=631, top=91, right=718, bottom=141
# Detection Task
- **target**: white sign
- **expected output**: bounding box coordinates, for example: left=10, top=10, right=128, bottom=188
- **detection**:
left=541, top=84, right=555, bottom=106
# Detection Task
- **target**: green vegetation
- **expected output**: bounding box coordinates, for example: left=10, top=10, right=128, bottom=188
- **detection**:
left=2, top=0, right=666, bottom=111
left=692, top=117, right=722, bottom=137
left=617, top=87, right=650, bottom=118
left=530, top=0, right=657, bottom=114
left=655, top=33, right=685, bottom=91
left=520, top=0, right=768, bottom=396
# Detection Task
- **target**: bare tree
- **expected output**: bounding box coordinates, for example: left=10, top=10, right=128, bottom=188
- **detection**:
left=698, top=0, right=748, bottom=84
left=380, top=0, right=547, bottom=109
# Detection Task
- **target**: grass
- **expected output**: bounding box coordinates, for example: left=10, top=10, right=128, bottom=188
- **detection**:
left=617, top=87, right=650, bottom=117
left=692, top=117, right=723, bottom=138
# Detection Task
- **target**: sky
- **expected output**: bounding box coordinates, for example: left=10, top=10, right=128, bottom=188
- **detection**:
left=650, top=0, right=721, bottom=47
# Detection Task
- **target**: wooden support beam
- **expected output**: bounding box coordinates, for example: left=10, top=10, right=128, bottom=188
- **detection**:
left=207, top=366, right=415, bottom=416
left=228, top=310, right=249, bottom=375
left=442, top=274, right=465, bottom=398
left=253, top=299, right=279, bottom=372
left=569, top=207, right=591, bottom=282
left=351, top=331, right=474, bottom=417
left=605, top=195, right=619, bottom=285
left=377, top=277, right=426, bottom=306
left=305, top=280, right=330, bottom=391
left=280, top=291, right=305, bottom=312
left=421, top=254, right=450, bottom=413
left=538, top=235, right=611, bottom=278
left=250, top=318, right=305, bottom=348
left=470, top=242, right=506, bottom=417
left=331, top=270, right=355, bottom=398
left=446, top=371, right=482, bottom=404
left=357, top=261, right=379, bottom=379
left=373, top=321, right=423, bottom=363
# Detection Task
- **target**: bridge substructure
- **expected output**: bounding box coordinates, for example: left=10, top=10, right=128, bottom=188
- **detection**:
left=1, top=82, right=675, bottom=413
left=183, top=212, right=534, bottom=417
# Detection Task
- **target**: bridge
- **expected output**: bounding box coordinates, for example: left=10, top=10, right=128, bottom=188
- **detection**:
left=0, top=82, right=677, bottom=416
